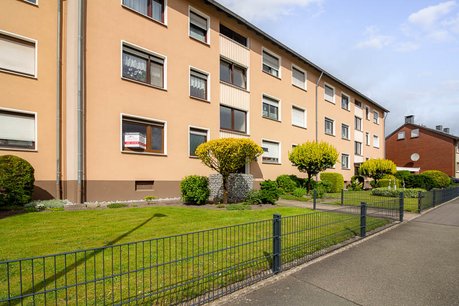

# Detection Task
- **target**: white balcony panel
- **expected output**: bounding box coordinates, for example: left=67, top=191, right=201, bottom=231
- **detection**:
left=354, top=155, right=364, bottom=164
left=354, top=130, right=363, bottom=142
left=220, top=131, right=249, bottom=139
left=220, top=83, right=250, bottom=111
left=220, top=35, right=249, bottom=67
left=354, top=107, right=363, bottom=118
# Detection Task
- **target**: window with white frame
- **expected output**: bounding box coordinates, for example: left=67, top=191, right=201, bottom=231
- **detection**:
left=365, top=132, right=370, bottom=146
left=355, top=141, right=362, bottom=156
left=0, top=32, right=36, bottom=76
left=341, top=124, right=349, bottom=140
left=397, top=131, right=405, bottom=140
left=325, top=117, right=334, bottom=135
left=373, top=111, right=379, bottom=124
left=355, top=100, right=362, bottom=108
left=291, top=106, right=306, bottom=128
left=262, top=49, right=280, bottom=77
left=122, top=0, right=165, bottom=23
left=24, top=0, right=37, bottom=4
left=355, top=116, right=362, bottom=131
left=189, top=127, right=208, bottom=156
left=0, top=109, right=36, bottom=150
left=122, top=44, right=164, bottom=88
left=373, top=135, right=380, bottom=148
left=365, top=106, right=370, bottom=120
left=262, top=140, right=280, bottom=164
left=341, top=94, right=350, bottom=110
left=324, top=84, right=335, bottom=103
left=189, top=9, right=209, bottom=43
left=411, top=129, right=419, bottom=138
left=262, top=95, right=280, bottom=121
left=190, top=68, right=208, bottom=100
left=122, top=116, right=165, bottom=154
left=292, top=66, right=306, bottom=89
left=341, top=154, right=350, bottom=169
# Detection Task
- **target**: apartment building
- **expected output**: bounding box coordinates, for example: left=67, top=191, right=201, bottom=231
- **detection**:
left=0, top=0, right=388, bottom=203
left=386, top=116, right=459, bottom=177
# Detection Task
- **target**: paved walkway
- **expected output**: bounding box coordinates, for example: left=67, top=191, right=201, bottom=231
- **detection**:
left=216, top=199, right=459, bottom=306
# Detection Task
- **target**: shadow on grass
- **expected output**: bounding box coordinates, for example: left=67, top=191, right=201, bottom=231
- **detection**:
left=15, top=213, right=165, bottom=305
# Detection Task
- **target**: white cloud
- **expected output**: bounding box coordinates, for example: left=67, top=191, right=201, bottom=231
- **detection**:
left=356, top=26, right=393, bottom=49
left=216, top=0, right=323, bottom=21
left=395, top=41, right=420, bottom=52
left=408, top=1, right=456, bottom=29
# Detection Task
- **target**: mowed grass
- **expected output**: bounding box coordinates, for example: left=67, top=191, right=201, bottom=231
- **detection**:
left=0, top=205, right=390, bottom=305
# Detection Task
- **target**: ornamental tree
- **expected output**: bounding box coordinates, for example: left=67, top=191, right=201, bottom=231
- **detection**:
left=359, top=158, right=397, bottom=186
left=195, top=138, right=263, bottom=204
left=289, top=141, right=339, bottom=193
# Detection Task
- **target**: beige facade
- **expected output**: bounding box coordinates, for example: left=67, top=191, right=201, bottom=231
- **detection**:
left=0, top=0, right=387, bottom=203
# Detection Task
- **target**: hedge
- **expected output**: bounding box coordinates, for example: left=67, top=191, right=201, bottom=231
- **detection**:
left=0, top=155, right=35, bottom=206
left=371, top=187, right=426, bottom=198
left=180, top=175, right=210, bottom=205
left=421, top=170, right=451, bottom=189
left=320, top=172, right=344, bottom=193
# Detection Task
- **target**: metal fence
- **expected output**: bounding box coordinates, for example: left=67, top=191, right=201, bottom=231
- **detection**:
left=418, top=187, right=459, bottom=213
left=0, top=204, right=399, bottom=306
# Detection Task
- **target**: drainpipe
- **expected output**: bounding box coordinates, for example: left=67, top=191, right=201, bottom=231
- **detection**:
left=383, top=112, right=389, bottom=158
left=55, top=0, right=62, bottom=199
left=315, top=71, right=324, bottom=143
left=77, top=0, right=86, bottom=204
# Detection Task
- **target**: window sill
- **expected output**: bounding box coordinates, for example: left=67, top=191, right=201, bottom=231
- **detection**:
left=355, top=129, right=363, bottom=132
left=341, top=107, right=350, bottom=112
left=0, top=147, right=37, bottom=152
left=189, top=36, right=211, bottom=47
left=355, top=154, right=363, bottom=157
left=189, top=155, right=200, bottom=159
left=262, top=116, right=281, bottom=123
left=0, top=69, right=37, bottom=79
left=122, top=151, right=167, bottom=157
left=262, top=70, right=281, bottom=80
left=262, top=161, right=281, bottom=165
left=220, top=81, right=249, bottom=93
left=220, top=129, right=249, bottom=137
left=190, top=96, right=210, bottom=103
left=342, top=138, right=350, bottom=141
left=122, top=5, right=168, bottom=27
left=23, top=0, right=38, bottom=7
left=373, top=147, right=380, bottom=149
left=325, top=99, right=335, bottom=104
left=325, top=133, right=335, bottom=137
left=342, top=167, right=351, bottom=170
left=292, top=124, right=307, bottom=130
left=122, top=77, right=167, bottom=91
left=292, top=84, right=307, bottom=92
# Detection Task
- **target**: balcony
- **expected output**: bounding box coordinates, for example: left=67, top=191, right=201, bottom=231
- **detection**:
left=220, top=35, right=250, bottom=67
left=220, top=82, right=250, bottom=111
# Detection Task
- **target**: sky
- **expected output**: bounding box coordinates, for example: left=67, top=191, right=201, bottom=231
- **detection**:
left=216, top=0, right=459, bottom=136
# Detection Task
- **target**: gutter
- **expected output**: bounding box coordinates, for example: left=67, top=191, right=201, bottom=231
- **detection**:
left=55, top=0, right=62, bottom=199
left=77, top=0, right=86, bottom=204
left=315, top=72, right=324, bottom=143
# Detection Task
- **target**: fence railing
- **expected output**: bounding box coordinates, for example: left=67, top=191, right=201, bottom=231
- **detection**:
left=418, top=187, right=459, bottom=213
left=0, top=204, right=399, bottom=305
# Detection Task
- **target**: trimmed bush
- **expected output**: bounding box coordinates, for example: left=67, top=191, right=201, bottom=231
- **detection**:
left=371, top=188, right=426, bottom=198
left=245, top=190, right=263, bottom=205
left=320, top=173, right=344, bottom=193
left=376, top=175, right=400, bottom=188
left=259, top=180, right=281, bottom=204
left=292, top=188, right=306, bottom=198
left=403, top=174, right=435, bottom=190
left=348, top=175, right=364, bottom=191
left=0, top=155, right=35, bottom=206
left=180, top=175, right=210, bottom=205
left=422, top=170, right=451, bottom=189
left=276, top=175, right=298, bottom=194
left=395, top=170, right=411, bottom=181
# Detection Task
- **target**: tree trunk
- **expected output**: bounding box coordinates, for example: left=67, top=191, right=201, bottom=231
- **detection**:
left=222, top=175, right=229, bottom=204
left=306, top=173, right=312, bottom=194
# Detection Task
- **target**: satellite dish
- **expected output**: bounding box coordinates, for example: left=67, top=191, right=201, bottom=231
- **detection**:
left=411, top=153, right=420, bottom=162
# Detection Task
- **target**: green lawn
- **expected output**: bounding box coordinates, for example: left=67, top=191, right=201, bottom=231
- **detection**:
left=0, top=205, right=390, bottom=305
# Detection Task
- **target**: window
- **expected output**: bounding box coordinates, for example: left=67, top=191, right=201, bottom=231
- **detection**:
left=220, top=105, right=246, bottom=133
left=355, top=141, right=362, bottom=156
left=355, top=116, right=362, bottom=131
left=219, top=24, right=247, bottom=47
left=24, top=0, right=37, bottom=4
left=189, top=9, right=209, bottom=43
left=122, top=116, right=165, bottom=154
left=189, top=127, right=208, bottom=156
left=355, top=100, right=362, bottom=108
left=397, top=131, right=405, bottom=140
left=291, top=106, right=306, bottom=128
left=373, top=111, right=379, bottom=124
left=220, top=59, right=246, bottom=89
left=325, top=117, right=334, bottom=135
left=324, top=84, right=335, bottom=103
left=0, top=109, right=36, bottom=150
left=262, top=49, right=280, bottom=77
left=365, top=132, right=370, bottom=146
left=135, top=181, right=154, bottom=191
left=262, top=95, right=280, bottom=121
left=190, top=69, right=208, bottom=100
left=373, top=135, right=380, bottom=148
left=122, top=44, right=164, bottom=88
left=342, top=124, right=349, bottom=140
left=262, top=140, right=280, bottom=164
left=411, top=129, right=419, bottom=138
left=292, top=66, right=306, bottom=89
left=341, top=154, right=350, bottom=169
left=365, top=107, right=370, bottom=120
left=0, top=32, right=36, bottom=76
left=341, top=94, right=350, bottom=110
left=122, top=0, right=165, bottom=23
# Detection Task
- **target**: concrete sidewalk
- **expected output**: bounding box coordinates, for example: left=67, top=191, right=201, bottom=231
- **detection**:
left=216, top=199, right=459, bottom=306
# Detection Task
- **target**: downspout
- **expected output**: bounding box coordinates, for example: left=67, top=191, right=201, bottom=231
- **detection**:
left=315, top=71, right=324, bottom=143
left=383, top=112, right=389, bottom=158
left=55, top=0, right=62, bottom=199
left=77, top=0, right=86, bottom=204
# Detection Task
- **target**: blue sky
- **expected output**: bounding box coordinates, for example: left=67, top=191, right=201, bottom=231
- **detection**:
left=217, top=0, right=459, bottom=135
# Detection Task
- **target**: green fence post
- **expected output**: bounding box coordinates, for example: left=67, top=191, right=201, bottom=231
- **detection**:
left=341, top=189, right=344, bottom=206
left=272, top=214, right=282, bottom=274
left=417, top=191, right=422, bottom=213
left=399, top=192, right=404, bottom=222
left=313, top=189, right=317, bottom=210
left=360, top=202, right=367, bottom=238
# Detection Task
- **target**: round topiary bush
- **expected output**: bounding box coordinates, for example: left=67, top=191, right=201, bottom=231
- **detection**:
left=0, top=155, right=35, bottom=206
left=319, top=172, right=344, bottom=193
left=180, top=175, right=210, bottom=205
left=422, top=170, right=451, bottom=189
left=276, top=175, right=298, bottom=193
